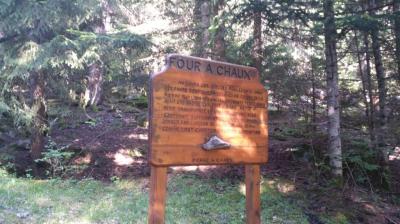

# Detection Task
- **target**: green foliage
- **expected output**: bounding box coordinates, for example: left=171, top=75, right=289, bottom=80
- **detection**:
left=234, top=1, right=318, bottom=28
left=320, top=212, right=350, bottom=224
left=337, top=12, right=383, bottom=33
left=83, top=119, right=98, bottom=127
left=131, top=95, right=148, bottom=108
left=264, top=44, right=310, bottom=107
left=0, top=0, right=152, bottom=135
left=343, top=139, right=388, bottom=189
left=225, top=37, right=254, bottom=66
left=36, top=139, right=73, bottom=178
left=271, top=127, right=306, bottom=141
left=0, top=152, right=15, bottom=173
left=0, top=100, right=10, bottom=117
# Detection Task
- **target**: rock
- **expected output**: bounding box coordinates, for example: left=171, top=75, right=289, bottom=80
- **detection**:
left=202, top=135, right=231, bottom=151
left=16, top=211, right=30, bottom=219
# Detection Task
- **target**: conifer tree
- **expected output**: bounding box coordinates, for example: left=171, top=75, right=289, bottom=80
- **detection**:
left=324, top=0, right=342, bottom=177
left=0, top=0, right=151, bottom=170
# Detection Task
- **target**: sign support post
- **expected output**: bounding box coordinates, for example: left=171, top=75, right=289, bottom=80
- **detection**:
left=148, top=166, right=167, bottom=224
left=245, top=164, right=261, bottom=224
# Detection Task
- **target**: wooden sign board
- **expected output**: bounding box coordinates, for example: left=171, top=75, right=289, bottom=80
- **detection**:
left=149, top=54, right=269, bottom=166
left=148, top=54, right=268, bottom=224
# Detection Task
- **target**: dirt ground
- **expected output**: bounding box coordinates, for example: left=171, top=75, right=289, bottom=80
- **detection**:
left=49, top=106, right=310, bottom=181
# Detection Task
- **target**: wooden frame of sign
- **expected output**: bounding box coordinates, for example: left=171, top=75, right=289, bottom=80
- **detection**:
left=148, top=54, right=268, bottom=224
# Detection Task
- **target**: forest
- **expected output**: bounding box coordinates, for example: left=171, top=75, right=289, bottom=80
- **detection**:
left=0, top=0, right=399, bottom=223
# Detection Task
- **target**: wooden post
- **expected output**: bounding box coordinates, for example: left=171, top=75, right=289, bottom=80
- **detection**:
left=245, top=165, right=261, bottom=224
left=148, top=166, right=168, bottom=224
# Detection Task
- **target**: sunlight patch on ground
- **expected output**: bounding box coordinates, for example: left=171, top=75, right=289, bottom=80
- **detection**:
left=389, top=147, right=400, bottom=161
left=171, top=166, right=198, bottom=171
left=73, top=153, right=92, bottom=165
left=285, top=147, right=300, bottom=152
left=113, top=150, right=134, bottom=166
left=112, top=148, right=144, bottom=166
left=73, top=138, right=81, bottom=143
left=114, top=179, right=147, bottom=191
left=170, top=165, right=218, bottom=172
left=127, top=148, right=143, bottom=157
left=35, top=197, right=51, bottom=206
left=265, top=178, right=296, bottom=194
left=238, top=182, right=267, bottom=195
left=127, top=133, right=148, bottom=140
left=239, top=183, right=246, bottom=195
left=277, top=182, right=296, bottom=194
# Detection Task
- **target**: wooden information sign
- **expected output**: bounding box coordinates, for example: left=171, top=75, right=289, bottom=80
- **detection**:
left=148, top=54, right=268, bottom=224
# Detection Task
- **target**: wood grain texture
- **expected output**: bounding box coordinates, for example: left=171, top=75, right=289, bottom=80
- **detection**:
left=245, top=165, right=261, bottom=224
left=149, top=54, right=269, bottom=166
left=148, top=166, right=168, bottom=224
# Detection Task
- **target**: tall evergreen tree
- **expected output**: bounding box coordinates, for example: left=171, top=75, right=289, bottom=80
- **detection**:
left=211, top=0, right=226, bottom=61
left=323, top=0, right=342, bottom=177
left=367, top=0, right=388, bottom=148
left=192, top=0, right=211, bottom=57
left=252, top=0, right=262, bottom=73
left=393, top=0, right=400, bottom=83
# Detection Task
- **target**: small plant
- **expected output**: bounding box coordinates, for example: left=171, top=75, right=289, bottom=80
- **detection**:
left=343, top=139, right=388, bottom=190
left=91, top=104, right=99, bottom=112
left=132, top=95, right=148, bottom=108
left=110, top=176, right=120, bottom=183
left=271, top=126, right=306, bottom=141
left=25, top=169, right=33, bottom=179
left=36, top=139, right=74, bottom=178
left=0, top=149, right=16, bottom=173
left=84, top=119, right=97, bottom=127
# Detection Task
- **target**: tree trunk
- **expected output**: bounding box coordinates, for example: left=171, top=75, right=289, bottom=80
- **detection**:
left=192, top=0, right=211, bottom=58
left=323, top=0, right=342, bottom=177
left=85, top=3, right=110, bottom=107
left=355, top=31, right=374, bottom=143
left=192, top=0, right=203, bottom=56
left=200, top=1, right=211, bottom=58
left=88, top=62, right=103, bottom=106
left=311, top=61, right=317, bottom=133
left=252, top=0, right=262, bottom=74
left=212, top=0, right=226, bottom=61
left=393, top=0, right=400, bottom=83
left=30, top=70, right=47, bottom=176
left=363, top=31, right=376, bottom=145
left=368, top=0, right=388, bottom=148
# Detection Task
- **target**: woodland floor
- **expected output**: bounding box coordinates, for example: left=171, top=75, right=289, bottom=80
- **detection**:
left=3, top=102, right=400, bottom=223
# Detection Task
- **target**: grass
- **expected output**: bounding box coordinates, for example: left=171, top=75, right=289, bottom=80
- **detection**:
left=0, top=169, right=315, bottom=224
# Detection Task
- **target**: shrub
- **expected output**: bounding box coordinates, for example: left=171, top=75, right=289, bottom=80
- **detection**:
left=36, top=139, right=74, bottom=178
left=343, top=139, right=389, bottom=190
